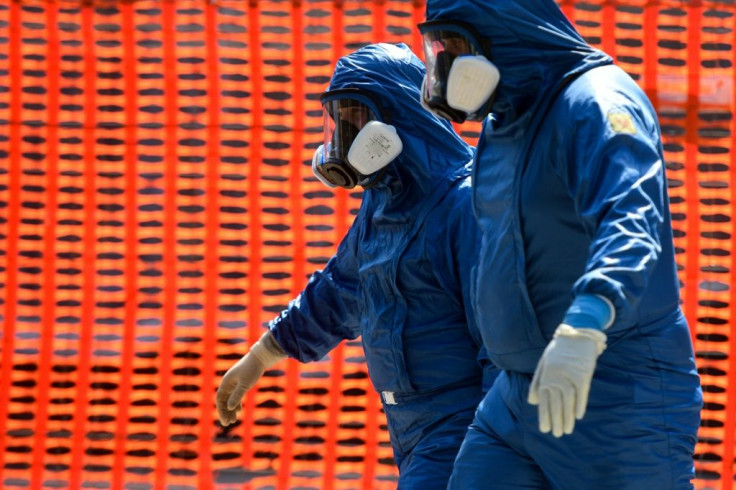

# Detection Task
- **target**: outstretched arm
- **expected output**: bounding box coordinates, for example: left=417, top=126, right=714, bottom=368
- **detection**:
left=216, top=227, right=363, bottom=425
left=269, top=227, right=363, bottom=361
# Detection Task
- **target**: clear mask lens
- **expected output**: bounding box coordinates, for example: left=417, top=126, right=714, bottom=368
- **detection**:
left=315, top=95, right=384, bottom=189
left=419, top=22, right=494, bottom=123
left=323, top=98, right=378, bottom=164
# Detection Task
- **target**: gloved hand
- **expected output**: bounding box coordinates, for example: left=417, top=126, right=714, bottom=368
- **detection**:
left=216, top=330, right=287, bottom=426
left=527, top=324, right=607, bottom=437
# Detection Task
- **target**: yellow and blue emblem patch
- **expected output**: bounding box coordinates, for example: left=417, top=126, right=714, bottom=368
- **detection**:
left=607, top=111, right=637, bottom=135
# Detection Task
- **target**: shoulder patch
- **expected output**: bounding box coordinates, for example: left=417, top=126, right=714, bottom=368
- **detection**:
left=607, top=111, right=637, bottom=135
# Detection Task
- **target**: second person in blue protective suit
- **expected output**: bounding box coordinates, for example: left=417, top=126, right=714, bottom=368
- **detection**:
left=216, top=43, right=497, bottom=489
left=418, top=1, right=702, bottom=489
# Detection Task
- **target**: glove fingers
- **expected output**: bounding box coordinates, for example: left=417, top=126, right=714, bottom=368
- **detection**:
left=538, top=389, right=551, bottom=434
left=564, top=388, right=575, bottom=435
left=548, top=388, right=565, bottom=438
left=216, top=382, right=234, bottom=426
left=576, top=376, right=592, bottom=420
left=227, top=384, right=248, bottom=411
left=528, top=364, right=543, bottom=405
left=216, top=405, right=229, bottom=426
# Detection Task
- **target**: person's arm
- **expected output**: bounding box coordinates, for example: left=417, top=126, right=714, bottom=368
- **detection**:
left=268, top=226, right=363, bottom=361
left=529, top=91, right=666, bottom=437
left=216, top=227, right=363, bottom=425
left=563, top=100, right=667, bottom=331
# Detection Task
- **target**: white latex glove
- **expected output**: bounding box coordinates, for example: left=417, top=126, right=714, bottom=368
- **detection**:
left=216, top=331, right=287, bottom=426
left=528, top=324, right=607, bottom=437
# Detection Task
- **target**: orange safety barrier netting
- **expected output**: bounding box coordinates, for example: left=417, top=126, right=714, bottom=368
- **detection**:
left=0, top=0, right=734, bottom=488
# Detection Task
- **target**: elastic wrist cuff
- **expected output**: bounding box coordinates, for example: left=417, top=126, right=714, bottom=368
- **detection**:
left=251, top=331, right=288, bottom=367
left=563, top=294, right=615, bottom=330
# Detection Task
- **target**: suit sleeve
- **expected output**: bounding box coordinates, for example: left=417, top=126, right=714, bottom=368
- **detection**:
left=269, top=226, right=363, bottom=362
left=560, top=95, right=668, bottom=329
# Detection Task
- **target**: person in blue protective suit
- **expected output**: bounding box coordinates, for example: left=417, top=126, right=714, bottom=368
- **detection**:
left=417, top=1, right=702, bottom=489
left=215, top=43, right=498, bottom=489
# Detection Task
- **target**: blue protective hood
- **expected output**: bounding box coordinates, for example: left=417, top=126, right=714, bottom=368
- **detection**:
left=425, top=0, right=612, bottom=129
left=326, top=43, right=474, bottom=220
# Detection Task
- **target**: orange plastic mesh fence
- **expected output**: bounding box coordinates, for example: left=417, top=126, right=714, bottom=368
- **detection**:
left=0, top=1, right=733, bottom=488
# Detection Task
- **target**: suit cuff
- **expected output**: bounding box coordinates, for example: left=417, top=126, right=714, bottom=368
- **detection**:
left=563, top=293, right=615, bottom=330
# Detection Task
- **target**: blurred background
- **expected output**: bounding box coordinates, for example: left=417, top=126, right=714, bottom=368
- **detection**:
left=0, top=0, right=733, bottom=488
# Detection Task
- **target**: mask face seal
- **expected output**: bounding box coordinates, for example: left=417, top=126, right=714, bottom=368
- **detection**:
left=312, top=89, right=403, bottom=189
left=418, top=20, right=499, bottom=123
left=311, top=144, right=337, bottom=188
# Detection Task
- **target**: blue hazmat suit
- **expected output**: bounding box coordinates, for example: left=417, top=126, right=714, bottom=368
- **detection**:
left=268, top=43, right=497, bottom=488
left=423, top=1, right=703, bottom=488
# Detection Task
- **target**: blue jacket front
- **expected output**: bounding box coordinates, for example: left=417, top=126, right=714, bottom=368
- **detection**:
left=268, top=44, right=494, bottom=462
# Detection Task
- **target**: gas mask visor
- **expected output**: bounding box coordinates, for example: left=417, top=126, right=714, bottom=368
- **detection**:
left=418, top=20, right=499, bottom=123
left=314, top=89, right=402, bottom=189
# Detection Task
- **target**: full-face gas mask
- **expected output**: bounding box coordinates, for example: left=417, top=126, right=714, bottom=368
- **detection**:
left=312, top=88, right=403, bottom=189
left=417, top=20, right=500, bottom=124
